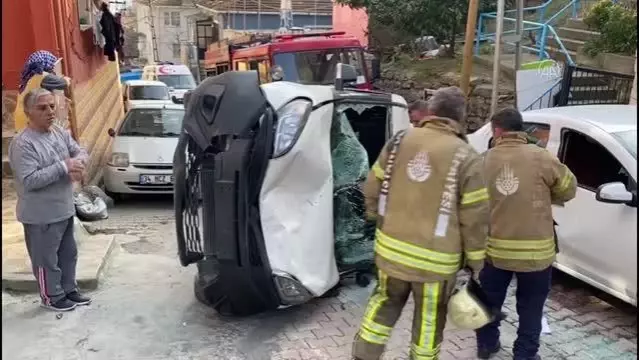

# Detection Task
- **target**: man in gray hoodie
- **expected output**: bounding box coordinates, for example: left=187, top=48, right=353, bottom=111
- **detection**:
left=9, top=88, right=92, bottom=311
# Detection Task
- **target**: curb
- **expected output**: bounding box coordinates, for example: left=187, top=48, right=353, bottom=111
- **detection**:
left=1, top=233, right=117, bottom=293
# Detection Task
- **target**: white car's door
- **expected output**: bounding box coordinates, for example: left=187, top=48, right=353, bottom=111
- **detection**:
left=553, top=125, right=637, bottom=305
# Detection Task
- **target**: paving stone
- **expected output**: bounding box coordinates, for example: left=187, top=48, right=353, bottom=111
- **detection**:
left=267, top=280, right=637, bottom=360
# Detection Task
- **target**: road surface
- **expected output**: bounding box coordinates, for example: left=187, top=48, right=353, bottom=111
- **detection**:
left=2, top=196, right=636, bottom=360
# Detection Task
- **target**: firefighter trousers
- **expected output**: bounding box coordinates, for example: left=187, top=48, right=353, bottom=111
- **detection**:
left=352, top=270, right=455, bottom=360
left=475, top=262, right=552, bottom=359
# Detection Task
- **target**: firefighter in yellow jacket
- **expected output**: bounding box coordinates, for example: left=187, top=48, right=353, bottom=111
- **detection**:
left=352, top=87, right=490, bottom=360
left=475, top=108, right=577, bottom=360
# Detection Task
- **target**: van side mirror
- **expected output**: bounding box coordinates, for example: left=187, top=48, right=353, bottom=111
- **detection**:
left=335, top=63, right=358, bottom=91
left=107, top=128, right=116, bottom=137
left=595, top=182, right=635, bottom=206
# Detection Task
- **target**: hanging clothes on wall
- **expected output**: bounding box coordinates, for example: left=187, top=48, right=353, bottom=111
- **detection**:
left=99, top=3, right=119, bottom=62
left=93, top=10, right=106, bottom=48
left=114, top=13, right=125, bottom=61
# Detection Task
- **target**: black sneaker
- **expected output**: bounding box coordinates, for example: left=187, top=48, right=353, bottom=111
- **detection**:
left=514, top=356, right=541, bottom=360
left=66, top=291, right=92, bottom=306
left=41, top=298, right=77, bottom=312
left=478, top=341, right=501, bottom=359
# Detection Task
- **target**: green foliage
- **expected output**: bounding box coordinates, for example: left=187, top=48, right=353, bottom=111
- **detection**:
left=583, top=0, right=616, bottom=29
left=335, top=0, right=514, bottom=55
left=583, top=0, right=637, bottom=56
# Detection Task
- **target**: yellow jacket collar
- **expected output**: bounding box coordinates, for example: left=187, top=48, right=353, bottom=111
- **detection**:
left=494, top=132, right=528, bottom=146
left=418, top=117, right=467, bottom=141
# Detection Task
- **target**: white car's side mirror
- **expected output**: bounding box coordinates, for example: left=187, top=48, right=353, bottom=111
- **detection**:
left=595, top=182, right=634, bottom=205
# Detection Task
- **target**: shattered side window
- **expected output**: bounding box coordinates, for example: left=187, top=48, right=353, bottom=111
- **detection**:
left=331, top=110, right=376, bottom=268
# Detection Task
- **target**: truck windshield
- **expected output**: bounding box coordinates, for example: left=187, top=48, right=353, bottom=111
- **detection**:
left=273, top=48, right=365, bottom=85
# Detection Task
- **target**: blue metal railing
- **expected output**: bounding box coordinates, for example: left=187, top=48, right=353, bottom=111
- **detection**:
left=523, top=78, right=563, bottom=111
left=474, top=0, right=581, bottom=66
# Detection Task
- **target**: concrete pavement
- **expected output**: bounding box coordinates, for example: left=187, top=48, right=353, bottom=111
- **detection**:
left=1, top=180, right=116, bottom=292
left=2, top=197, right=636, bottom=360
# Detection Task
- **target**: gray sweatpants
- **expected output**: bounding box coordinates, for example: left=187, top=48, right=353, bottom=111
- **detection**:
left=23, top=217, right=78, bottom=304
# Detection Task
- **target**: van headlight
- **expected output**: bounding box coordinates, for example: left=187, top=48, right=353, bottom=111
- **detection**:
left=272, top=98, right=312, bottom=158
left=272, top=271, right=314, bottom=305
left=108, top=152, right=129, bottom=167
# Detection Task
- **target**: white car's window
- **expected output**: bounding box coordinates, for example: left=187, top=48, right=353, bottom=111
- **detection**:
left=130, top=86, right=170, bottom=100
left=560, top=129, right=632, bottom=192
left=611, top=129, right=637, bottom=159
left=524, top=122, right=550, bottom=148
left=119, top=108, right=184, bottom=138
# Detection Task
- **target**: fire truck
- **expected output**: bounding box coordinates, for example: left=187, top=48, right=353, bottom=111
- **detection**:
left=203, top=31, right=379, bottom=90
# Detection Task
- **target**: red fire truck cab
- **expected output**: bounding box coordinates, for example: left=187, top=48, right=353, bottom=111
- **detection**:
left=203, top=31, right=379, bottom=90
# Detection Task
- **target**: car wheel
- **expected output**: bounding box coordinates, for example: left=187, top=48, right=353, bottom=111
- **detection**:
left=104, top=190, right=121, bottom=203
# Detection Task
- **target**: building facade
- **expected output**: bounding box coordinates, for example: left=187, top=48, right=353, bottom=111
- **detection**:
left=332, top=4, right=368, bottom=48
left=2, top=0, right=125, bottom=182
left=135, top=0, right=332, bottom=65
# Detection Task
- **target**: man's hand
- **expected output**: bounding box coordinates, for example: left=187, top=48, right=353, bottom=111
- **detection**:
left=65, top=158, right=85, bottom=174
left=69, top=171, right=83, bottom=183
left=65, top=158, right=86, bottom=183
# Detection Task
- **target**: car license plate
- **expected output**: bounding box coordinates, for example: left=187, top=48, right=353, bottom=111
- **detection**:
left=140, top=174, right=173, bottom=185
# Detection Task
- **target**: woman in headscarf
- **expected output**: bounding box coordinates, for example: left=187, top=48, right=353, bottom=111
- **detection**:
left=18, top=50, right=58, bottom=92
left=14, top=50, right=60, bottom=131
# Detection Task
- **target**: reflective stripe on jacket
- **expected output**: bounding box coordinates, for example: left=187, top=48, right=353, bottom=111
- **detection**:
left=364, top=117, right=490, bottom=283
left=484, top=132, right=577, bottom=272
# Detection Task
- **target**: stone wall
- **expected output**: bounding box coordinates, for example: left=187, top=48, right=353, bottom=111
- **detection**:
left=376, top=67, right=516, bottom=132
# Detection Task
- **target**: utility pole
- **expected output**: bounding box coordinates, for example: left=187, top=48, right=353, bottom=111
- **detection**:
left=279, top=0, right=292, bottom=32
left=490, top=0, right=505, bottom=116
left=257, top=0, right=261, bottom=30
left=143, top=0, right=160, bottom=62
left=514, top=0, right=524, bottom=71
left=460, top=0, right=480, bottom=97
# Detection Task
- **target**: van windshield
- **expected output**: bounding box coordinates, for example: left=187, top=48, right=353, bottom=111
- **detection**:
left=273, top=48, right=366, bottom=85
left=158, top=75, right=196, bottom=90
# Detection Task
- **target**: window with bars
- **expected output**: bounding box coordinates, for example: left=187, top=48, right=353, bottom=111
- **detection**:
left=164, top=11, right=180, bottom=26
left=196, top=22, right=215, bottom=60
left=78, top=0, right=95, bottom=30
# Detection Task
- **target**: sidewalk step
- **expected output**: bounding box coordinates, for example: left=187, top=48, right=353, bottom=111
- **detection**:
left=565, top=18, right=590, bottom=31
left=549, top=37, right=585, bottom=53
left=2, top=232, right=117, bottom=292
left=544, top=46, right=578, bottom=63
left=557, top=27, right=600, bottom=43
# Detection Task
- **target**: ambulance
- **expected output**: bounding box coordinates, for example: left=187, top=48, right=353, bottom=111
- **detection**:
left=142, top=63, right=197, bottom=103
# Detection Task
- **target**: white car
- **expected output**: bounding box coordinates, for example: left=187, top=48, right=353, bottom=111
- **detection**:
left=104, top=103, right=184, bottom=196
left=468, top=105, right=637, bottom=306
left=122, top=80, right=172, bottom=112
